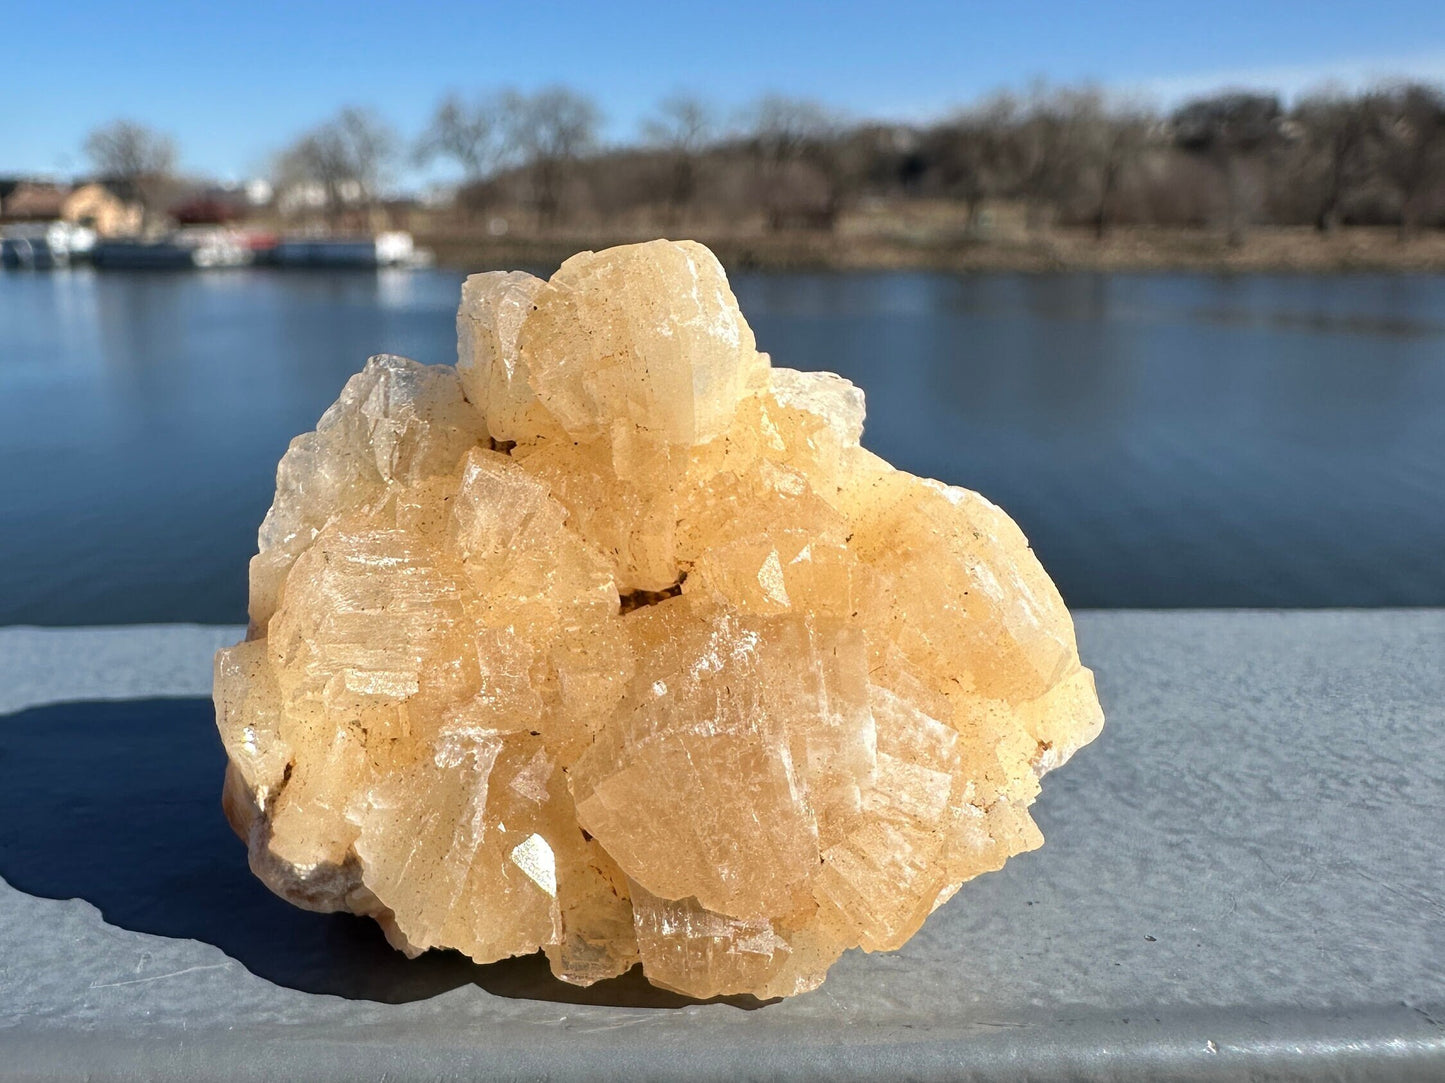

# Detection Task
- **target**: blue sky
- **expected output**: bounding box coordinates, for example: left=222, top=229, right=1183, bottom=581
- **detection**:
left=6, top=0, right=1444, bottom=183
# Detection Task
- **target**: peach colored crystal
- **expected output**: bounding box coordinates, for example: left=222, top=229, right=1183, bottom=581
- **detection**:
left=214, top=239, right=1104, bottom=999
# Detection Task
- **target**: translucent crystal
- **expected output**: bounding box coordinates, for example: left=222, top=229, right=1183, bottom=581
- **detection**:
left=216, top=239, right=1104, bottom=999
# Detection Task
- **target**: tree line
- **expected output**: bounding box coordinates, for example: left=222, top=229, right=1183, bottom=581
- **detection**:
left=81, top=81, right=1445, bottom=241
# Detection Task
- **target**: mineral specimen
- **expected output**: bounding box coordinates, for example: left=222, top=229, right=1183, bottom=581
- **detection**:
left=214, top=239, right=1104, bottom=999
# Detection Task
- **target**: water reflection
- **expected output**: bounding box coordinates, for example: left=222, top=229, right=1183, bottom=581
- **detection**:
left=2, top=267, right=1443, bottom=621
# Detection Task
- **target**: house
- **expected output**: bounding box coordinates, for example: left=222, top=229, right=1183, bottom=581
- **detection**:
left=0, top=180, right=142, bottom=236
left=64, top=183, right=142, bottom=236
left=0, top=182, right=68, bottom=222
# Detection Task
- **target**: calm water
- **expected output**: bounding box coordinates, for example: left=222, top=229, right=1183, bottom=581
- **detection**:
left=1, top=266, right=1442, bottom=624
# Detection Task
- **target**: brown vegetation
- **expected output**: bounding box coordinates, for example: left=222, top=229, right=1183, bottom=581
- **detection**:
left=404, top=82, right=1445, bottom=271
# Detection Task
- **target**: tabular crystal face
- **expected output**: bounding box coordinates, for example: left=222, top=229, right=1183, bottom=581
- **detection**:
left=215, top=239, right=1104, bottom=999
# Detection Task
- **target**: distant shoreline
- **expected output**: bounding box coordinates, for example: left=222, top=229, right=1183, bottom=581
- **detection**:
left=421, top=225, right=1445, bottom=276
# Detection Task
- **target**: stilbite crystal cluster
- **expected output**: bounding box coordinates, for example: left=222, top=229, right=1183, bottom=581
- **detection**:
left=215, top=239, right=1104, bottom=999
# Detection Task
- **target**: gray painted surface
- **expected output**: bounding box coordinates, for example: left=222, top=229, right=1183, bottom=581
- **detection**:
left=0, top=612, right=1441, bottom=1081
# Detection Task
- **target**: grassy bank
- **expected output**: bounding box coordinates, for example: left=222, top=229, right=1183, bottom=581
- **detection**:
left=419, top=216, right=1445, bottom=276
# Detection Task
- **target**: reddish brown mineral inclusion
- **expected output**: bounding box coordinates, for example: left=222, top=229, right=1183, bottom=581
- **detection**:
left=214, top=239, right=1103, bottom=999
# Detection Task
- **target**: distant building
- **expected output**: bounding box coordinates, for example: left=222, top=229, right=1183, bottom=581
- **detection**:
left=65, top=183, right=143, bottom=235
left=0, top=180, right=142, bottom=236
left=0, top=182, right=68, bottom=221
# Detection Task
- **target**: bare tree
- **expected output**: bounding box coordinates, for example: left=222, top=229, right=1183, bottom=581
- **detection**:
left=750, top=95, right=835, bottom=160
left=1365, top=83, right=1445, bottom=238
left=416, top=92, right=508, bottom=219
left=502, top=87, right=601, bottom=226
left=1172, top=92, right=1284, bottom=245
left=333, top=107, right=397, bottom=208
left=275, top=107, right=397, bottom=226
left=1005, top=86, right=1116, bottom=231
left=1074, top=99, right=1156, bottom=239
left=1010, top=90, right=1071, bottom=228
left=1288, top=91, right=1372, bottom=231
left=83, top=119, right=177, bottom=232
left=748, top=95, right=851, bottom=229
left=642, top=94, right=715, bottom=219
left=417, top=93, right=504, bottom=181
left=923, top=95, right=1019, bottom=231
left=275, top=133, right=349, bottom=223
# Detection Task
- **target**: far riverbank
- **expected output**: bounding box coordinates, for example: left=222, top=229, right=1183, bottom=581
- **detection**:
left=420, top=224, right=1445, bottom=276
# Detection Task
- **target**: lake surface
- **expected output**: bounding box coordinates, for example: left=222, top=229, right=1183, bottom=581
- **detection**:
left=1, top=266, right=1442, bottom=624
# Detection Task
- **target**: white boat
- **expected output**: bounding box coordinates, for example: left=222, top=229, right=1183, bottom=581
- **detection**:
left=1, top=221, right=97, bottom=269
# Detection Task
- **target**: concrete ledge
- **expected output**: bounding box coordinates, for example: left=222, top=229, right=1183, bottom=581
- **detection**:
left=1, top=612, right=1442, bottom=1081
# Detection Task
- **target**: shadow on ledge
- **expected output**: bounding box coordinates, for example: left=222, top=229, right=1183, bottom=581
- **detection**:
left=0, top=698, right=771, bottom=1010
